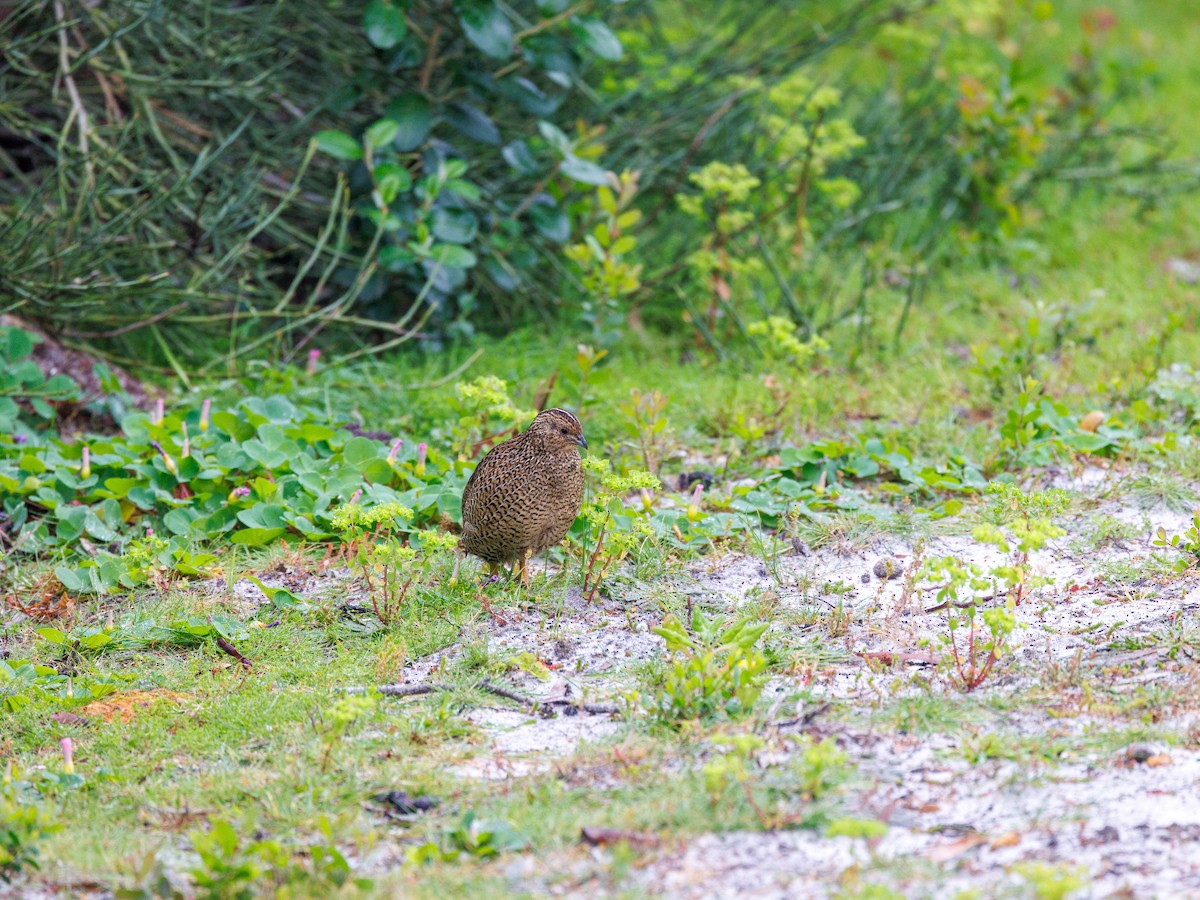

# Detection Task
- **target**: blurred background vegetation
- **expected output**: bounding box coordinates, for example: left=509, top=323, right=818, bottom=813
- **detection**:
left=0, top=0, right=1197, bottom=374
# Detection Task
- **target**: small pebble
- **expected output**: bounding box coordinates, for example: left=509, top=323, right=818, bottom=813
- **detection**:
left=873, top=558, right=901, bottom=580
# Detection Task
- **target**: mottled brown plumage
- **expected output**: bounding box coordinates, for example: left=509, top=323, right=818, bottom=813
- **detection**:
left=458, top=408, right=587, bottom=582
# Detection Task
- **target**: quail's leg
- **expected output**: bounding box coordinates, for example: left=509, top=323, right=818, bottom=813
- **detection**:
left=520, top=548, right=533, bottom=587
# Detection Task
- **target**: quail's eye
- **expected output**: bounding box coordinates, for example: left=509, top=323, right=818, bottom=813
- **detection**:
left=560, top=427, right=568, bottom=435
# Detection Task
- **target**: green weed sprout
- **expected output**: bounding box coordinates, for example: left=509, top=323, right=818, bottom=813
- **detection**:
left=645, top=610, right=768, bottom=723
left=579, top=457, right=660, bottom=602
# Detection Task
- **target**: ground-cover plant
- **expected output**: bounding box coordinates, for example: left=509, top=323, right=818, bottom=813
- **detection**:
left=919, top=484, right=1068, bottom=691
left=642, top=611, right=768, bottom=724
left=702, top=732, right=855, bottom=830
left=189, top=816, right=369, bottom=897
left=1152, top=511, right=1200, bottom=572
left=407, top=811, right=531, bottom=865
left=0, top=771, right=59, bottom=884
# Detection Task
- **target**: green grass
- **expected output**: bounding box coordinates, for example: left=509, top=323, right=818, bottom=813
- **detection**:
left=4, top=2, right=1200, bottom=896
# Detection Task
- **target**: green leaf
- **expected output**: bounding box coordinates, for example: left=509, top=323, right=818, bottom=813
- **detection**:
left=364, top=0, right=407, bottom=49
left=315, top=130, right=364, bottom=161
left=230, top=527, right=288, bottom=547
left=528, top=203, right=570, bottom=243
left=374, top=163, right=413, bottom=204
left=537, top=120, right=571, bottom=153
left=573, top=18, right=622, bottom=61
left=386, top=94, right=433, bottom=150
left=456, top=1, right=514, bottom=59
left=344, top=436, right=382, bottom=467
left=502, top=140, right=541, bottom=175
left=3, top=327, right=36, bottom=362
left=560, top=154, right=609, bottom=185
left=365, top=118, right=400, bottom=150
left=430, top=244, right=477, bottom=269
left=36, top=626, right=69, bottom=645
left=432, top=207, right=479, bottom=244
left=445, top=103, right=500, bottom=145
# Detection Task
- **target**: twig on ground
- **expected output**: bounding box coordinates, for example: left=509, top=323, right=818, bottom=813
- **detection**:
left=215, top=636, right=252, bottom=670
left=366, top=679, right=619, bottom=716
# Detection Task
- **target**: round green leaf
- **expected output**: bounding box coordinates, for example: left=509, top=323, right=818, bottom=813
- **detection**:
left=364, top=0, right=407, bottom=49
left=432, top=207, right=479, bottom=244
left=528, top=202, right=570, bottom=243
left=430, top=244, right=478, bottom=269
left=386, top=94, right=432, bottom=150
left=374, top=163, right=413, bottom=204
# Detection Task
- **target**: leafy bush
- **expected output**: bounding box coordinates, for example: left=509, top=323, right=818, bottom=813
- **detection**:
left=0, top=773, right=58, bottom=884
left=313, top=0, right=629, bottom=335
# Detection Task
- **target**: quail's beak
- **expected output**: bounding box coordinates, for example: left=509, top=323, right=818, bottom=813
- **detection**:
left=576, top=434, right=589, bottom=450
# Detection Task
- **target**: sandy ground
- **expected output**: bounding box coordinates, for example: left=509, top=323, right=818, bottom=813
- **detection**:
left=338, top=487, right=1200, bottom=898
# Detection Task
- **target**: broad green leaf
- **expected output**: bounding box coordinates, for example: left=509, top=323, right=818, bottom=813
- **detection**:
left=374, top=163, right=413, bottom=204
left=365, top=118, right=400, bottom=150
left=314, top=129, right=364, bottom=161
left=560, top=154, right=609, bottom=185
left=364, top=0, right=407, bottom=48
left=445, top=103, right=500, bottom=145
left=230, top=527, right=288, bottom=546
left=573, top=18, right=622, bottom=61
left=386, top=94, right=432, bottom=150
left=432, top=207, right=479, bottom=244
left=456, top=1, right=514, bottom=59
left=502, top=140, right=540, bottom=175
left=430, top=244, right=477, bottom=268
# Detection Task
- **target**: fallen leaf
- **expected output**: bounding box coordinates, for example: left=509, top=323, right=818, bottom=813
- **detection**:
left=1079, top=410, right=1105, bottom=432
left=926, top=834, right=986, bottom=862
left=1146, top=754, right=1173, bottom=767
left=989, top=831, right=1021, bottom=849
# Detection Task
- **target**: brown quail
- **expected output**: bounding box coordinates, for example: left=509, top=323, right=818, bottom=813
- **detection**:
left=458, top=408, right=588, bottom=584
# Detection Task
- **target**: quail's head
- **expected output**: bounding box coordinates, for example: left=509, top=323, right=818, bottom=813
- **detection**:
left=527, top=408, right=588, bottom=454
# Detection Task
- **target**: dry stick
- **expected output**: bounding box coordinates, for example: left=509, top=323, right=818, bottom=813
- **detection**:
left=62, top=302, right=188, bottom=339
left=373, top=680, right=618, bottom=716
left=54, top=0, right=92, bottom=174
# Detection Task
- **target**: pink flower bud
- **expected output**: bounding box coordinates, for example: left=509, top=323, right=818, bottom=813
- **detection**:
left=415, top=443, right=427, bottom=477
left=152, top=398, right=164, bottom=425
left=80, top=445, right=91, bottom=479
left=199, top=398, right=211, bottom=433
left=181, top=422, right=190, bottom=458
left=387, top=438, right=404, bottom=463
left=60, top=738, right=74, bottom=774
left=690, top=483, right=704, bottom=510
left=306, top=349, right=321, bottom=376
left=350, top=488, right=363, bottom=504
